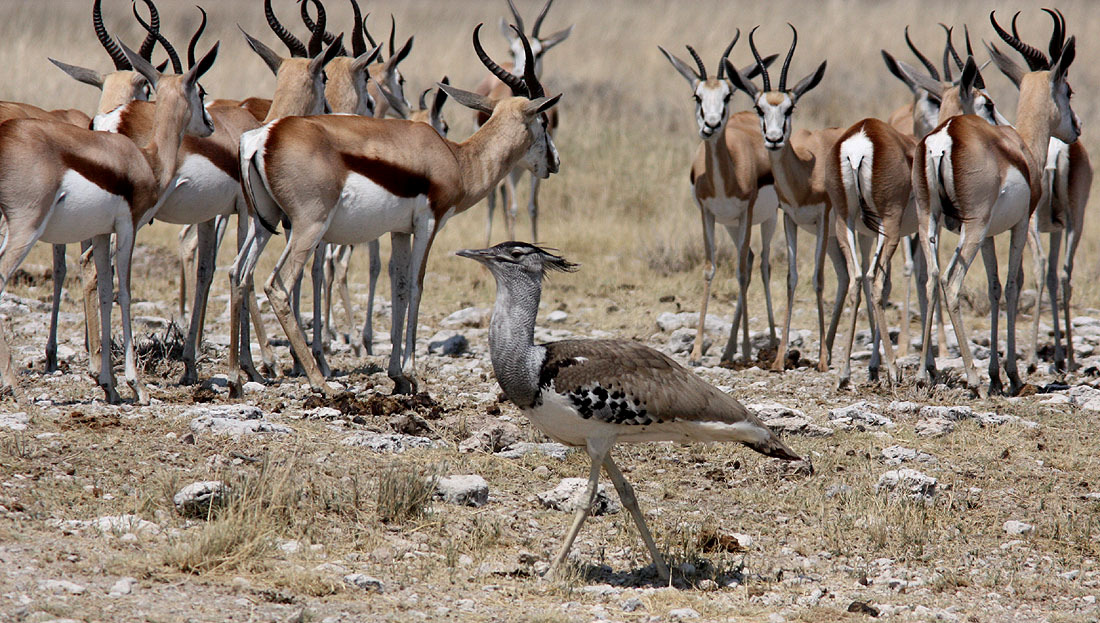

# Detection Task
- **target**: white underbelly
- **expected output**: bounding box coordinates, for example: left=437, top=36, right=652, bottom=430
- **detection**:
left=783, top=202, right=832, bottom=236
left=323, top=173, right=420, bottom=245
left=154, top=155, right=238, bottom=224
left=39, top=171, right=129, bottom=244
left=986, top=167, right=1030, bottom=236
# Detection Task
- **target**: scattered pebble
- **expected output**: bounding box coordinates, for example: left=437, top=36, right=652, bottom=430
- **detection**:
left=537, top=478, right=620, bottom=515
left=435, top=475, right=490, bottom=507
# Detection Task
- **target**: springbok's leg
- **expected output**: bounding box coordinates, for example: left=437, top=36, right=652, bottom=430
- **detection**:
left=485, top=183, right=500, bottom=247
left=835, top=210, right=864, bottom=389
left=46, top=244, right=66, bottom=373
left=177, top=224, right=196, bottom=323
left=548, top=437, right=613, bottom=579
left=980, top=239, right=1004, bottom=395
left=690, top=209, right=717, bottom=365
left=1045, top=230, right=1064, bottom=373
left=723, top=201, right=755, bottom=362
left=917, top=207, right=942, bottom=384
left=228, top=217, right=272, bottom=397
left=90, top=234, right=119, bottom=403
left=897, top=235, right=914, bottom=358
left=1026, top=215, right=1046, bottom=367
left=870, top=232, right=902, bottom=384
left=264, top=221, right=331, bottom=394
left=603, top=456, right=670, bottom=582
left=310, top=244, right=331, bottom=378
left=823, top=236, right=846, bottom=372
left=528, top=173, right=541, bottom=242
left=1061, top=220, right=1080, bottom=371
left=758, top=213, right=778, bottom=347
left=0, top=214, right=48, bottom=397
left=503, top=171, right=519, bottom=242
left=81, top=243, right=101, bottom=378
left=399, top=215, right=442, bottom=393
left=387, top=232, right=413, bottom=394
left=333, top=245, right=357, bottom=354
left=322, top=244, right=337, bottom=346
left=362, top=239, right=381, bottom=356
left=772, top=212, right=798, bottom=371
left=180, top=219, right=216, bottom=385
left=859, top=234, right=881, bottom=380
left=1004, top=221, right=1029, bottom=395
left=113, top=221, right=147, bottom=404
left=940, top=227, right=986, bottom=393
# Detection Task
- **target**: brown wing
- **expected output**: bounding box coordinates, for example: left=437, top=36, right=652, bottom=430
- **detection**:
left=542, top=339, right=765, bottom=427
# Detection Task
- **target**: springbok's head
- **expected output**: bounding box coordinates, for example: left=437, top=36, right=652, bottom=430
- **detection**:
left=441, top=24, right=562, bottom=178
left=726, top=24, right=826, bottom=152
left=49, top=0, right=166, bottom=115
left=988, top=8, right=1080, bottom=144
left=660, top=32, right=776, bottom=140
left=499, top=0, right=573, bottom=76
left=240, top=0, right=344, bottom=121
left=119, top=37, right=218, bottom=139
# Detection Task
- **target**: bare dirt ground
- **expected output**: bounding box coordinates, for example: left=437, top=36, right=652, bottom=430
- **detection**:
left=1, top=243, right=1099, bottom=623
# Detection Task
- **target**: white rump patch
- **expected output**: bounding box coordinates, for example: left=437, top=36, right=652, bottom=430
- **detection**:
left=92, top=106, right=125, bottom=133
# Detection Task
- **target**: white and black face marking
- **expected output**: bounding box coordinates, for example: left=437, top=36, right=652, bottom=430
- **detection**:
left=971, top=90, right=1007, bottom=127
left=754, top=92, right=794, bottom=150
left=695, top=79, right=732, bottom=139
left=388, top=68, right=408, bottom=111
left=521, top=112, right=559, bottom=178
left=510, top=36, right=544, bottom=76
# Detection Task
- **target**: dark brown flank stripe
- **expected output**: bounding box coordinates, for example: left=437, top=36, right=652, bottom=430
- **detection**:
left=340, top=152, right=431, bottom=199
left=60, top=152, right=135, bottom=206
left=184, top=136, right=240, bottom=181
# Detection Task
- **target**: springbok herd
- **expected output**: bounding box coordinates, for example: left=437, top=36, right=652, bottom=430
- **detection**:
left=0, top=0, right=1088, bottom=407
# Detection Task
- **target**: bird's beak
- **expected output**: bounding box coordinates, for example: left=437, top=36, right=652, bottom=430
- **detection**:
left=456, top=248, right=492, bottom=262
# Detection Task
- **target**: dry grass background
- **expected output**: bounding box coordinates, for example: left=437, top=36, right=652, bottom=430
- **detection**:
left=2, top=2, right=1100, bottom=622
left=1, top=0, right=1099, bottom=331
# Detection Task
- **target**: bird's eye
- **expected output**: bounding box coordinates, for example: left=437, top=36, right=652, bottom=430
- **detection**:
left=510, top=249, right=524, bottom=258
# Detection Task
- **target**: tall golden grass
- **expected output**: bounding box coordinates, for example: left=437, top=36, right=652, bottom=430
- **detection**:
left=0, top=0, right=1097, bottom=332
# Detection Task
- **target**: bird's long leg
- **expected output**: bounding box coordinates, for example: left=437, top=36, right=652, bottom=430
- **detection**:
left=603, top=456, right=670, bottom=582
left=548, top=440, right=612, bottom=579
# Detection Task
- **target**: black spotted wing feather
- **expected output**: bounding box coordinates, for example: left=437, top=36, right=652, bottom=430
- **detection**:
left=541, top=340, right=764, bottom=427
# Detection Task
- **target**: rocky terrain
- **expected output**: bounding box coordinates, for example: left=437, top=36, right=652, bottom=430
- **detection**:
left=1, top=273, right=1099, bottom=623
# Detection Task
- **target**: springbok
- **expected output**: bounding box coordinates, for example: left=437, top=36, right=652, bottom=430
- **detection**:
left=324, top=80, right=451, bottom=357
left=0, top=42, right=218, bottom=404
left=659, top=35, right=779, bottom=364
left=1010, top=9, right=1093, bottom=374
left=232, top=24, right=561, bottom=396
left=478, top=0, right=572, bottom=244
left=725, top=25, right=848, bottom=373
left=913, top=11, right=1080, bottom=396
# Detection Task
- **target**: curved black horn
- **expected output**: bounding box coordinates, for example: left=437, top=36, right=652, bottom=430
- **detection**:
left=749, top=26, right=770, bottom=92
left=991, top=11, right=1048, bottom=71
left=362, top=13, right=378, bottom=51
left=301, top=0, right=327, bottom=57
left=963, top=25, right=984, bottom=88
left=187, top=6, right=207, bottom=69
left=133, top=0, right=181, bottom=73
left=418, top=87, right=430, bottom=110
left=388, top=14, right=396, bottom=58
left=778, top=23, right=797, bottom=91
left=904, top=26, right=939, bottom=80
left=513, top=25, right=544, bottom=98
left=473, top=23, right=526, bottom=96
left=350, top=0, right=366, bottom=57
left=716, top=30, right=740, bottom=79
left=136, top=0, right=161, bottom=61
left=941, top=24, right=963, bottom=72
left=532, top=0, right=554, bottom=38
left=1044, top=8, right=1065, bottom=65
left=506, top=0, right=525, bottom=35
left=265, top=0, right=307, bottom=57
left=94, top=0, right=130, bottom=70
left=685, top=45, right=707, bottom=79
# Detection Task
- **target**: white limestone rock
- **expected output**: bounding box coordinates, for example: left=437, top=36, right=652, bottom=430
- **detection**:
left=537, top=478, right=620, bottom=515
left=435, top=475, right=490, bottom=507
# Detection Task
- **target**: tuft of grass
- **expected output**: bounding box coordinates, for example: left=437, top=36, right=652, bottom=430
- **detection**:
left=376, top=462, right=437, bottom=524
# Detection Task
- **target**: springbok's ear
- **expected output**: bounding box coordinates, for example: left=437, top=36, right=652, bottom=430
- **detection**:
left=958, top=57, right=979, bottom=113
left=439, top=82, right=495, bottom=115
left=239, top=26, right=283, bottom=75
left=893, top=56, right=945, bottom=99
left=524, top=93, right=562, bottom=116
left=539, top=25, right=573, bottom=52
left=351, top=43, right=384, bottom=76
left=118, top=40, right=160, bottom=90
left=791, top=61, right=826, bottom=102
left=184, top=42, right=219, bottom=87
left=659, top=46, right=700, bottom=87
left=986, top=41, right=1024, bottom=89
left=49, top=58, right=104, bottom=89
left=499, top=17, right=516, bottom=43
left=378, top=83, right=410, bottom=118
left=1051, top=36, right=1076, bottom=86
left=383, top=36, right=413, bottom=73
left=309, top=33, right=346, bottom=75
left=431, top=76, right=449, bottom=118
left=743, top=54, right=778, bottom=80
left=723, top=58, right=759, bottom=100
